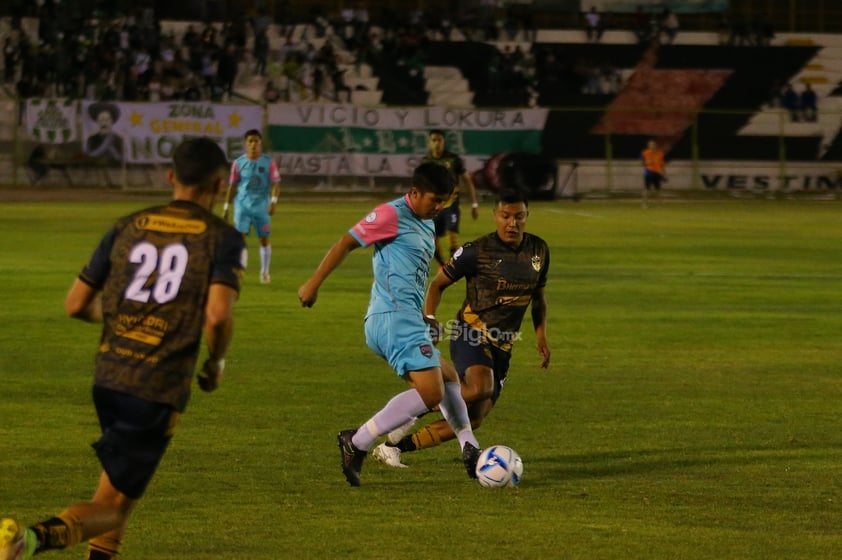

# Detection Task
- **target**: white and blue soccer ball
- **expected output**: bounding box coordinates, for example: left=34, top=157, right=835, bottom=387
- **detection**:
left=475, top=445, right=523, bottom=488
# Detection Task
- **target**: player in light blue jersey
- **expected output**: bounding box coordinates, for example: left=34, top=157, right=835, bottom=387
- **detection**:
left=223, top=129, right=281, bottom=284
left=298, top=163, right=482, bottom=487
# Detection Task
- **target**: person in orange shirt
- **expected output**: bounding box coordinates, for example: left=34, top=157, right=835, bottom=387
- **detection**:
left=641, top=139, right=666, bottom=192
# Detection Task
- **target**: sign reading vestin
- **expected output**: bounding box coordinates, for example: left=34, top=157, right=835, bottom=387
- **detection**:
left=267, top=103, right=549, bottom=177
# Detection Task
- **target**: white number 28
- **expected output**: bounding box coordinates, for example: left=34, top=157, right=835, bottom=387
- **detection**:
left=124, top=242, right=189, bottom=304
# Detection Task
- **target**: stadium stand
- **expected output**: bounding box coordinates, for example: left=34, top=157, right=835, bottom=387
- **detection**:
left=3, top=3, right=842, bottom=169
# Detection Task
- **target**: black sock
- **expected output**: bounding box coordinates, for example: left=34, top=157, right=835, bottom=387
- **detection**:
left=32, top=517, right=69, bottom=551
left=395, top=437, right=417, bottom=453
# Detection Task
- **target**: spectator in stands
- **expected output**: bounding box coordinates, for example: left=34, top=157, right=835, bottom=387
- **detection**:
left=3, top=37, right=19, bottom=83
left=147, top=73, right=162, bottom=101
left=182, top=77, right=202, bottom=101
left=800, top=83, right=818, bottom=122
left=312, top=62, right=325, bottom=100
left=254, top=30, right=269, bottom=76
left=216, top=44, right=239, bottom=101
left=182, top=24, right=200, bottom=51
left=660, top=9, right=679, bottom=45
left=27, top=144, right=49, bottom=184
left=632, top=5, right=652, bottom=45
left=584, top=7, right=604, bottom=43
left=201, top=22, right=219, bottom=49
left=200, top=49, right=216, bottom=94
left=332, top=67, right=352, bottom=102
left=765, top=79, right=783, bottom=108
left=751, top=14, right=775, bottom=46
left=263, top=80, right=282, bottom=103
left=780, top=83, right=800, bottom=122
left=251, top=8, right=272, bottom=39
left=132, top=47, right=152, bottom=87
left=715, top=12, right=732, bottom=45
left=729, top=18, right=753, bottom=46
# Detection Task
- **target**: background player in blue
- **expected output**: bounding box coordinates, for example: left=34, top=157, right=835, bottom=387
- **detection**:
left=0, top=138, right=245, bottom=560
left=224, top=129, right=281, bottom=284
left=297, top=163, right=482, bottom=487
left=373, top=188, right=551, bottom=469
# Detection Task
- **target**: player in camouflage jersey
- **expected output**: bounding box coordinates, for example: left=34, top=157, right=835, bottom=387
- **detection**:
left=1, top=138, right=245, bottom=560
left=422, top=129, right=479, bottom=265
left=373, top=188, right=550, bottom=468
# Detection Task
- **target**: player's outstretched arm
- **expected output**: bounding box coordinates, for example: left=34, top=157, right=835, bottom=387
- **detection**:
left=298, top=233, right=361, bottom=307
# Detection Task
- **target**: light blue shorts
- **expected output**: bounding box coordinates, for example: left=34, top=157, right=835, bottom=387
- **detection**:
left=233, top=206, right=271, bottom=238
left=365, top=311, right=440, bottom=376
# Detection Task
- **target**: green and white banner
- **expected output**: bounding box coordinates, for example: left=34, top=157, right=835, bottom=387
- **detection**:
left=80, top=101, right=263, bottom=163
left=267, top=104, right=548, bottom=177
left=25, top=98, right=78, bottom=144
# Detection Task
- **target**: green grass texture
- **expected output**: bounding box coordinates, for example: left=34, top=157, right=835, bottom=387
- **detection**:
left=1, top=196, right=841, bottom=559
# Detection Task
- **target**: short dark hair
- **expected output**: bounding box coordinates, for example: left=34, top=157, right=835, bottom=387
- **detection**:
left=245, top=129, right=262, bottom=139
left=172, top=137, right=229, bottom=191
left=413, top=162, right=456, bottom=196
left=496, top=188, right=529, bottom=207
left=428, top=129, right=445, bottom=138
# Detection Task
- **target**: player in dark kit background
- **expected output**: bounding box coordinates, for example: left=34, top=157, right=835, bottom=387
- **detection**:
left=422, top=129, right=479, bottom=266
left=0, top=137, right=246, bottom=560
left=373, top=188, right=551, bottom=468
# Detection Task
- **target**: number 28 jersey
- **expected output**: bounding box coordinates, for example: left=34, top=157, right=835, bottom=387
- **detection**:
left=78, top=200, right=246, bottom=411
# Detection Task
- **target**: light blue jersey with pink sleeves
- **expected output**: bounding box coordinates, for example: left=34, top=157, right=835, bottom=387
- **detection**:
left=349, top=194, right=436, bottom=317
left=229, top=154, right=281, bottom=212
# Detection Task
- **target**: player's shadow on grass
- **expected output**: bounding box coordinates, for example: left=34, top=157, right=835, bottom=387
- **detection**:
left=524, top=442, right=839, bottom=485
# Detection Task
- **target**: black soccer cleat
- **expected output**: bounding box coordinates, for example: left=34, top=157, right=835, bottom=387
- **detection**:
left=462, top=442, right=481, bottom=479
left=337, top=429, right=366, bottom=487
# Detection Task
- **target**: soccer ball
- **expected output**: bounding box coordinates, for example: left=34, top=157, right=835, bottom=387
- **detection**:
left=475, top=445, right=523, bottom=488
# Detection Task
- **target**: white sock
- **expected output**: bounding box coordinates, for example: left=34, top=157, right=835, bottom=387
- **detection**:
left=259, top=244, right=271, bottom=274
left=351, top=389, right=428, bottom=451
left=438, top=381, right=479, bottom=450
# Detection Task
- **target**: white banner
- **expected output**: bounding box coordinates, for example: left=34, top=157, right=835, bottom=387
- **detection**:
left=25, top=98, right=78, bottom=144
left=276, top=153, right=490, bottom=178
left=268, top=104, right=548, bottom=130
left=574, top=160, right=842, bottom=192
left=81, top=101, right=264, bottom=163
left=267, top=103, right=548, bottom=176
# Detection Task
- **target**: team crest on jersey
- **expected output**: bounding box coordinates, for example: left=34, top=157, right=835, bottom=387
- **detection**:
left=365, top=211, right=377, bottom=223
left=531, top=255, right=542, bottom=272
left=420, top=344, right=433, bottom=358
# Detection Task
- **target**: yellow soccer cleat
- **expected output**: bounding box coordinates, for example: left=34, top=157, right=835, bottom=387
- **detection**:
left=0, top=519, right=35, bottom=560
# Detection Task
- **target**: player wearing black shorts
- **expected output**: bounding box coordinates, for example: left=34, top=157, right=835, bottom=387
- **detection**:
left=373, top=188, right=551, bottom=468
left=1, top=138, right=245, bottom=560
left=422, top=129, right=479, bottom=265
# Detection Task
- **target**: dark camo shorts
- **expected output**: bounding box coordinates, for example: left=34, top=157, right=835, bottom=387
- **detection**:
left=91, top=385, right=180, bottom=499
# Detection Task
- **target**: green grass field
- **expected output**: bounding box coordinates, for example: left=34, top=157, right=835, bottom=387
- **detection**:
left=2, top=195, right=842, bottom=559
